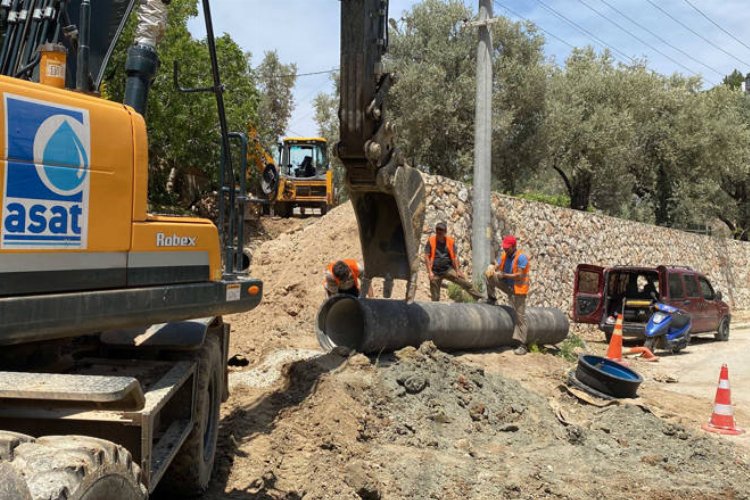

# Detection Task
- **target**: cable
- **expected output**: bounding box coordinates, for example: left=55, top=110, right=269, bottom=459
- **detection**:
left=493, top=1, right=575, bottom=49
left=681, top=0, right=750, bottom=54
left=264, top=68, right=339, bottom=80
left=575, top=0, right=706, bottom=78
left=644, top=0, right=750, bottom=68
left=585, top=0, right=722, bottom=84
left=531, top=0, right=635, bottom=64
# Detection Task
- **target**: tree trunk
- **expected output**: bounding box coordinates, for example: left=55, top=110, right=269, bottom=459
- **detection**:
left=654, top=165, right=673, bottom=227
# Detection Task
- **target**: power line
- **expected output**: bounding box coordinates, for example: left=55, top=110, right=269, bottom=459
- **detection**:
left=591, top=0, right=722, bottom=83
left=575, top=0, right=708, bottom=79
left=531, top=0, right=635, bottom=64
left=493, top=1, right=575, bottom=49
left=644, top=0, right=750, bottom=69
left=680, top=0, right=750, bottom=54
left=269, top=68, right=339, bottom=79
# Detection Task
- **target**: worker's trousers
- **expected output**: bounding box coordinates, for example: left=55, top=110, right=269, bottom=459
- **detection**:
left=485, top=276, right=528, bottom=346
left=430, top=268, right=483, bottom=302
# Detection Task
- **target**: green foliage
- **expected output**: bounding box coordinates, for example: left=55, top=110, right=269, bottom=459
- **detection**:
left=387, top=0, right=546, bottom=185
left=447, top=283, right=477, bottom=303
left=556, top=334, right=585, bottom=362
left=256, top=50, right=297, bottom=146
left=309, top=1, right=750, bottom=240
left=313, top=74, right=347, bottom=204
left=104, top=0, right=259, bottom=208
left=723, top=69, right=745, bottom=90
left=516, top=192, right=571, bottom=208
left=529, top=334, right=584, bottom=361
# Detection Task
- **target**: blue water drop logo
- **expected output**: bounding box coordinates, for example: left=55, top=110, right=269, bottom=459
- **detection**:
left=33, top=115, right=91, bottom=196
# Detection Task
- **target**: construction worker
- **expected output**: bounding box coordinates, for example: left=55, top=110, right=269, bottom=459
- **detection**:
left=424, top=222, right=483, bottom=302
left=324, top=259, right=373, bottom=298
left=484, top=235, right=530, bottom=355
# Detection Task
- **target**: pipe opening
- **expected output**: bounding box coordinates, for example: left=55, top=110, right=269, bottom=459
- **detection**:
left=318, top=296, right=365, bottom=351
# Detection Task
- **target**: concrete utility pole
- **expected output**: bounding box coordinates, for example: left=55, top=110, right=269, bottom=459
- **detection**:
left=471, top=0, right=494, bottom=288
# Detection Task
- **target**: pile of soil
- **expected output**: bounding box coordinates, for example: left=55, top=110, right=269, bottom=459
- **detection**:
left=208, top=343, right=750, bottom=499
left=228, top=203, right=434, bottom=364
left=210, top=203, right=750, bottom=499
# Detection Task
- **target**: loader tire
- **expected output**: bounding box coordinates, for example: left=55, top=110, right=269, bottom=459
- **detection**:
left=159, top=332, right=223, bottom=497
left=0, top=431, right=146, bottom=500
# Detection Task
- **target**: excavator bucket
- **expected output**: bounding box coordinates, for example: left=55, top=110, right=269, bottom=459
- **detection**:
left=339, top=0, right=425, bottom=300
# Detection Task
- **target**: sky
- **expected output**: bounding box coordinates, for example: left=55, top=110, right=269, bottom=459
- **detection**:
left=188, top=0, right=750, bottom=137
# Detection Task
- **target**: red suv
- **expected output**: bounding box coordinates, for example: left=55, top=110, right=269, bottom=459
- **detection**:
left=573, top=265, right=731, bottom=342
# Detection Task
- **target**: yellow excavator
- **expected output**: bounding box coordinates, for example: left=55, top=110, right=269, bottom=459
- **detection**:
left=248, top=126, right=333, bottom=216
left=0, top=0, right=423, bottom=497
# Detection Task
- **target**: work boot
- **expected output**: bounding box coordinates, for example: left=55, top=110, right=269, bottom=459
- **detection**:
left=513, top=345, right=528, bottom=356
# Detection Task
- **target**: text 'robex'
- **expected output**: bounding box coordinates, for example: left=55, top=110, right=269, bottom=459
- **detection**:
left=156, top=232, right=197, bottom=247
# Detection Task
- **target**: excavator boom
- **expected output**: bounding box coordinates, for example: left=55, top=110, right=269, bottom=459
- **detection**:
left=339, top=0, right=425, bottom=300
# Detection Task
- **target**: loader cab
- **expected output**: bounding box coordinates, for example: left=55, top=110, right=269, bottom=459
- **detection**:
left=269, top=137, right=333, bottom=216
left=276, top=138, right=329, bottom=179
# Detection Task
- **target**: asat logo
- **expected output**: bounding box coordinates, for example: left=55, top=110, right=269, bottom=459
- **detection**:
left=2, top=95, right=91, bottom=249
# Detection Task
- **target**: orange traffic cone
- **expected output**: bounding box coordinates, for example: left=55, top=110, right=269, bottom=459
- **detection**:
left=702, top=364, right=745, bottom=436
left=625, top=346, right=659, bottom=362
left=606, top=314, right=624, bottom=362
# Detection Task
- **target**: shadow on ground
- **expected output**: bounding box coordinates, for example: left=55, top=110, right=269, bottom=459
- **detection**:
left=204, top=351, right=345, bottom=499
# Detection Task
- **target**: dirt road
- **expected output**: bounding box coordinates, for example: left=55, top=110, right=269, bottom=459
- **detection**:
left=654, top=323, right=750, bottom=410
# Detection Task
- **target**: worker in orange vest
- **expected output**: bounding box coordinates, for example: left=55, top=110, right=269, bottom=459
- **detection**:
left=324, top=259, right=373, bottom=298
left=424, top=221, right=482, bottom=302
left=484, top=235, right=531, bottom=355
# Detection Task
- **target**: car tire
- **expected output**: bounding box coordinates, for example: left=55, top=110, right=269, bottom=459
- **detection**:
left=714, top=318, right=730, bottom=342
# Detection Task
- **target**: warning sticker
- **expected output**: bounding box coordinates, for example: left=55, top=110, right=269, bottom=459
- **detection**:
left=226, top=283, right=241, bottom=302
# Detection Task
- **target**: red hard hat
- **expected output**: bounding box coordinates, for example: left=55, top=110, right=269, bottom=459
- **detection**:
left=502, top=235, right=517, bottom=249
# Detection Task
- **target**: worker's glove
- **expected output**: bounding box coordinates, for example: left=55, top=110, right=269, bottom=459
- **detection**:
left=484, top=265, right=496, bottom=279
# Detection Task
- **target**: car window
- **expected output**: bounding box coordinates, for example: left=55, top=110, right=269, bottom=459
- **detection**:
left=578, top=270, right=600, bottom=294
left=698, top=277, right=715, bottom=300
left=684, top=274, right=701, bottom=298
left=668, top=273, right=685, bottom=299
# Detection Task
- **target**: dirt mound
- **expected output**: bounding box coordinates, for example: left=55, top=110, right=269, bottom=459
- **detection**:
left=228, top=203, right=433, bottom=363
left=208, top=344, right=750, bottom=499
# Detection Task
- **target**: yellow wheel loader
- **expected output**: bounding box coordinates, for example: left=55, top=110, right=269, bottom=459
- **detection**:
left=265, top=136, right=333, bottom=217
left=0, top=0, right=424, bottom=497
left=247, top=129, right=333, bottom=217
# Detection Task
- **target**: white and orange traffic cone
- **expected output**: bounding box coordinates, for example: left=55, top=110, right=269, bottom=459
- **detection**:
left=702, top=364, right=745, bottom=436
left=606, top=314, right=624, bottom=363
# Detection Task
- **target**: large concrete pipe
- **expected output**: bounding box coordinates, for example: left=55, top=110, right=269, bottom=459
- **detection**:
left=316, top=295, right=569, bottom=354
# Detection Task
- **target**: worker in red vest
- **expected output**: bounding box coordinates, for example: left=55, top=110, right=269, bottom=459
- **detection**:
left=324, top=259, right=373, bottom=298
left=484, top=235, right=531, bottom=355
left=424, top=221, right=482, bottom=302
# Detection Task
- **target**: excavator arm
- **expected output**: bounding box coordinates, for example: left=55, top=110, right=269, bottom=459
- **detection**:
left=339, top=0, right=425, bottom=301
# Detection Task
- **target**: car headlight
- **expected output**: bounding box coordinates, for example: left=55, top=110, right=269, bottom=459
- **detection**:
left=652, top=312, right=667, bottom=324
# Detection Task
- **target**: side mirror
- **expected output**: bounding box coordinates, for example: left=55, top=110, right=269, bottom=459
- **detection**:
left=716, top=291, right=723, bottom=301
